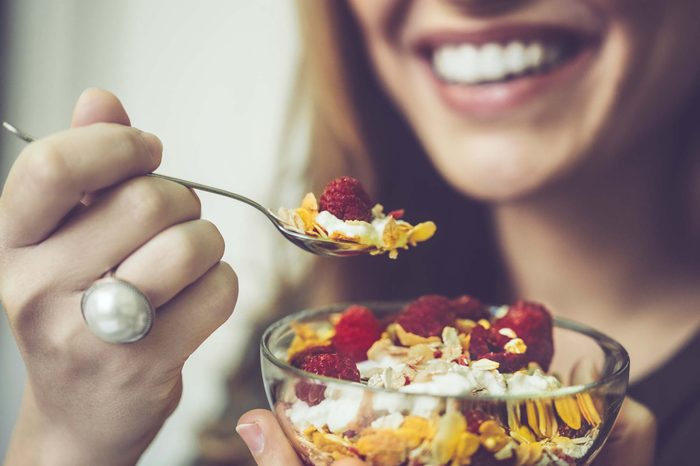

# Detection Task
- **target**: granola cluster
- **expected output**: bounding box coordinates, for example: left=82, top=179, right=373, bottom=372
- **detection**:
left=277, top=176, right=436, bottom=258
left=279, top=296, right=604, bottom=466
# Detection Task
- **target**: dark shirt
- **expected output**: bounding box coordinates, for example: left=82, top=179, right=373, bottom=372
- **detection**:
left=628, top=332, right=700, bottom=466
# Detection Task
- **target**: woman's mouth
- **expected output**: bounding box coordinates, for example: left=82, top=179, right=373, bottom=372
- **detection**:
left=414, top=26, right=599, bottom=116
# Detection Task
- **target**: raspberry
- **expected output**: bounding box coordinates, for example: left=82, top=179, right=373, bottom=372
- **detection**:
left=295, top=381, right=326, bottom=406
left=297, top=352, right=361, bottom=382
left=396, top=295, right=455, bottom=337
left=464, top=410, right=491, bottom=434
left=558, top=419, right=590, bottom=439
left=469, top=326, right=528, bottom=373
left=332, top=305, right=382, bottom=362
left=289, top=344, right=336, bottom=368
left=493, top=301, right=554, bottom=370
left=451, top=295, right=490, bottom=321
left=318, top=176, right=373, bottom=222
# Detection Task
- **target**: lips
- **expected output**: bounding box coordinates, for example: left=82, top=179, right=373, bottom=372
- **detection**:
left=412, top=25, right=600, bottom=116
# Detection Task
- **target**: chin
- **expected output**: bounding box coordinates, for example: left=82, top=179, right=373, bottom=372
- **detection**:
left=425, top=134, right=577, bottom=203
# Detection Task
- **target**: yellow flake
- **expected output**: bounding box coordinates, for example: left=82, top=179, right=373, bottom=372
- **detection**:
left=504, top=338, right=528, bottom=354
left=554, top=397, right=582, bottom=430
left=311, top=431, right=356, bottom=460
left=479, top=420, right=510, bottom=452
left=409, top=221, right=437, bottom=244
left=477, top=319, right=491, bottom=330
left=455, top=319, right=477, bottom=333
left=397, top=416, right=431, bottom=449
left=356, top=429, right=408, bottom=466
left=514, top=442, right=543, bottom=466
left=576, top=393, right=602, bottom=426
left=451, top=432, right=481, bottom=465
left=395, top=323, right=441, bottom=346
left=300, top=192, right=318, bottom=211
left=294, top=207, right=318, bottom=232
left=458, top=333, right=471, bottom=351
left=286, top=322, right=333, bottom=358
left=432, top=411, right=467, bottom=464
left=407, top=344, right=436, bottom=364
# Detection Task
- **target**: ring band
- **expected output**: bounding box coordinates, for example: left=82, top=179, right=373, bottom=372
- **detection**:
left=80, top=277, right=155, bottom=344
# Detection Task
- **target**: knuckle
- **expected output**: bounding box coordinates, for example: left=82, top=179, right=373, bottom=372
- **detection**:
left=201, top=220, right=225, bottom=259
left=211, top=262, right=238, bottom=318
left=181, top=186, right=201, bottom=218
left=124, top=178, right=169, bottom=223
left=171, top=227, right=201, bottom=268
left=20, top=140, right=72, bottom=190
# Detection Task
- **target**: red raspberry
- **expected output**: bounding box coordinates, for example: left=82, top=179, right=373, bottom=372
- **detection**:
left=295, top=381, right=326, bottom=406
left=396, top=295, right=455, bottom=337
left=297, top=352, right=361, bottom=382
left=464, top=410, right=492, bottom=434
left=318, top=176, right=373, bottom=222
left=451, top=295, right=490, bottom=321
left=289, top=344, right=336, bottom=368
left=332, top=305, right=382, bottom=362
left=469, top=326, right=528, bottom=373
left=493, top=300, right=554, bottom=370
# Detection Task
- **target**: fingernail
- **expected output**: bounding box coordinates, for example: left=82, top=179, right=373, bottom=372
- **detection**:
left=236, top=422, right=264, bottom=455
left=140, top=132, right=162, bottom=159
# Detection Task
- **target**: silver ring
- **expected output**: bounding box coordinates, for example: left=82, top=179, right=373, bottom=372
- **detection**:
left=80, top=277, right=155, bottom=344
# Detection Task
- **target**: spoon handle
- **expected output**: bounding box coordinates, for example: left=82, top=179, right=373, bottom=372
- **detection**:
left=147, top=173, right=271, bottom=217
left=2, top=121, right=274, bottom=220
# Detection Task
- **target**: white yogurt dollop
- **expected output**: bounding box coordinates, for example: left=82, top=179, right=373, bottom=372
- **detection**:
left=315, top=211, right=392, bottom=247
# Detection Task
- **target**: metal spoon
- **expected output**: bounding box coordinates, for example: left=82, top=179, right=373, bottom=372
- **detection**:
left=2, top=121, right=370, bottom=257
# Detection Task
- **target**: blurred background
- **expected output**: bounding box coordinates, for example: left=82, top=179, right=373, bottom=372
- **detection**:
left=0, top=1, right=302, bottom=464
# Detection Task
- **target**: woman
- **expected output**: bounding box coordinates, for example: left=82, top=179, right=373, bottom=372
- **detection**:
left=2, top=0, right=698, bottom=465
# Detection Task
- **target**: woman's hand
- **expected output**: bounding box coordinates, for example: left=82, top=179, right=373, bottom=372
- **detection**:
left=1, top=88, right=238, bottom=466
left=236, top=410, right=366, bottom=466
left=237, top=399, right=656, bottom=466
left=593, top=397, right=657, bottom=466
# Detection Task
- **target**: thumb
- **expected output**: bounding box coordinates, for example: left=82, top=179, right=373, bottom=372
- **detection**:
left=71, top=87, right=131, bottom=127
left=236, top=409, right=304, bottom=466
left=593, top=397, right=656, bottom=466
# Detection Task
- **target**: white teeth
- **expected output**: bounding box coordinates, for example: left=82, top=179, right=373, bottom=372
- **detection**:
left=525, top=43, right=545, bottom=68
left=479, top=43, right=507, bottom=81
left=504, top=41, right=527, bottom=74
left=432, top=40, right=564, bottom=85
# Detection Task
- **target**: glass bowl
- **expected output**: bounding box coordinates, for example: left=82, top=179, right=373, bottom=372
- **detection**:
left=261, top=302, right=629, bottom=466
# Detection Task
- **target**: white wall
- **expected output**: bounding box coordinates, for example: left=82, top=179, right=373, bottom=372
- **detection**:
left=0, top=1, right=300, bottom=464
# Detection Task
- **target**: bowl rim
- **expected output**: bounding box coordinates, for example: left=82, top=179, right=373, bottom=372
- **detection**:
left=261, top=301, right=630, bottom=401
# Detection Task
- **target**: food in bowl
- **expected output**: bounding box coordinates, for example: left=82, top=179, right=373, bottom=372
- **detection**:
left=277, top=176, right=436, bottom=258
left=261, top=297, right=629, bottom=466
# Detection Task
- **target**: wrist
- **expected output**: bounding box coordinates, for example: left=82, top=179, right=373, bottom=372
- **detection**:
left=4, top=388, right=146, bottom=466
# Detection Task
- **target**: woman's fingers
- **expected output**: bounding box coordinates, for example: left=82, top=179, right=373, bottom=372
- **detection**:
left=593, top=397, right=656, bottom=466
left=71, top=88, right=131, bottom=127
left=236, top=409, right=305, bottom=466
left=34, top=176, right=201, bottom=286
left=145, top=261, right=238, bottom=357
left=0, top=123, right=162, bottom=248
left=236, top=410, right=368, bottom=466
left=115, top=219, right=225, bottom=308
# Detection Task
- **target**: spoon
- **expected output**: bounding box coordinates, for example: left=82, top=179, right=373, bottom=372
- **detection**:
left=2, top=121, right=370, bottom=257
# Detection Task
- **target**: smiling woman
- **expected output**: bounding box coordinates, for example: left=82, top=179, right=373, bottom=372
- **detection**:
left=1, top=1, right=700, bottom=466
